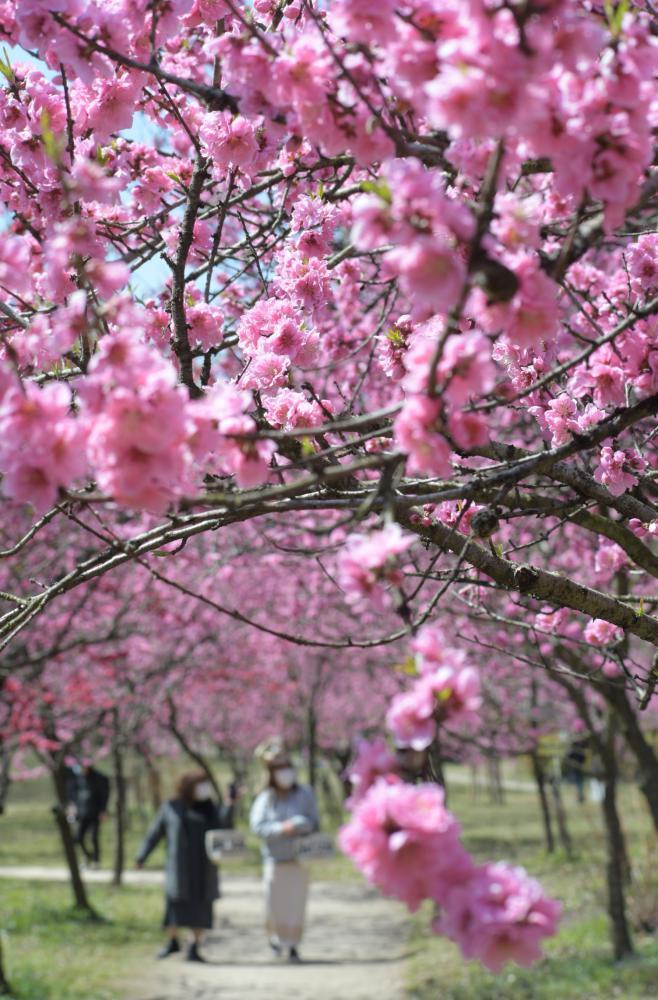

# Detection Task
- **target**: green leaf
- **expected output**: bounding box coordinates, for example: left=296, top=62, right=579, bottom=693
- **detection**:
left=39, top=110, right=63, bottom=164
left=0, top=46, right=15, bottom=84
left=386, top=326, right=406, bottom=347
left=359, top=179, right=392, bottom=205
left=394, top=656, right=417, bottom=677
left=300, top=437, right=316, bottom=457
left=604, top=0, right=629, bottom=37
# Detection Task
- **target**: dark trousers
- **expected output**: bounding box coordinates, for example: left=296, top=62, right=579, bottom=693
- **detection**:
left=77, top=813, right=101, bottom=863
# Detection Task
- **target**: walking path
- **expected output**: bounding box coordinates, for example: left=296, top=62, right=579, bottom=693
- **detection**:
left=0, top=866, right=409, bottom=1000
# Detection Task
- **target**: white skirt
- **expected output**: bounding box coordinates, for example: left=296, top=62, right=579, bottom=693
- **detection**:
left=263, top=859, right=310, bottom=947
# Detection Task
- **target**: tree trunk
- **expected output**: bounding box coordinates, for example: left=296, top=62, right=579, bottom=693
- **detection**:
left=604, top=684, right=658, bottom=833
left=530, top=751, right=555, bottom=853
left=424, top=734, right=447, bottom=800
left=51, top=765, right=96, bottom=916
left=0, top=935, right=11, bottom=996
left=333, top=747, right=352, bottom=800
left=486, top=755, right=504, bottom=804
left=0, top=740, right=10, bottom=816
left=307, top=703, right=317, bottom=790
left=550, top=670, right=634, bottom=961
left=140, top=749, right=162, bottom=812
left=112, top=729, right=127, bottom=887
left=558, top=644, right=658, bottom=833
left=549, top=773, right=573, bottom=858
left=131, top=766, right=148, bottom=824
left=166, top=701, right=223, bottom=803
left=600, top=728, right=634, bottom=961
left=470, top=763, right=481, bottom=802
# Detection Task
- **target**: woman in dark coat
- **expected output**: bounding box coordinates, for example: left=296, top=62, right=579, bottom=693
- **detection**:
left=135, top=770, right=234, bottom=962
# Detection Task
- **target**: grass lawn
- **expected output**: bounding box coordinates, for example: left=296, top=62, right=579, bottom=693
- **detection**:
left=1, top=879, right=163, bottom=1000
left=407, top=766, right=658, bottom=999
left=0, top=766, right=356, bottom=998
left=1, top=762, right=658, bottom=998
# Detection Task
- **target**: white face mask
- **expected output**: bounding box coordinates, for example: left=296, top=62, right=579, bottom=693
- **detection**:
left=193, top=781, right=213, bottom=801
left=274, top=767, right=296, bottom=790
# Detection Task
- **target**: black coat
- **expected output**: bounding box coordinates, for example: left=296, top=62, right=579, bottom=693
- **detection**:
left=65, top=767, right=110, bottom=818
left=136, top=798, right=233, bottom=902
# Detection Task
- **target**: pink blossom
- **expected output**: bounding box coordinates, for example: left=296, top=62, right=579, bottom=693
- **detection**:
left=190, top=383, right=275, bottom=488
left=200, top=111, right=260, bottom=171
left=378, top=315, right=412, bottom=381
left=385, top=236, right=466, bottom=319
left=594, top=447, right=644, bottom=497
left=584, top=619, right=624, bottom=647
left=386, top=685, right=436, bottom=751
left=240, top=352, right=289, bottom=391
left=411, top=624, right=446, bottom=670
left=339, top=779, right=474, bottom=910
left=337, top=523, right=413, bottom=610
left=394, top=397, right=453, bottom=478
left=387, top=663, right=481, bottom=750
left=544, top=395, right=577, bottom=447
left=477, top=255, right=560, bottom=349
left=594, top=543, right=628, bottom=584
left=627, top=234, right=658, bottom=298
left=0, top=382, right=86, bottom=512
left=264, top=389, right=327, bottom=431
left=71, top=158, right=123, bottom=205
left=437, top=862, right=561, bottom=972
left=345, top=737, right=398, bottom=807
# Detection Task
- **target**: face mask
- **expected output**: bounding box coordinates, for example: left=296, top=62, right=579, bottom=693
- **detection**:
left=194, top=781, right=213, bottom=801
left=274, top=767, right=296, bottom=790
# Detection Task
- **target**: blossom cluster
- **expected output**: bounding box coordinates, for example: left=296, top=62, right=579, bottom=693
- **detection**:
left=339, top=770, right=561, bottom=971
left=386, top=625, right=481, bottom=750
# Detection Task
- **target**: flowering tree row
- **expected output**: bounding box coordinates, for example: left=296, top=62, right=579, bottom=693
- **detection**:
left=2, top=0, right=658, bottom=971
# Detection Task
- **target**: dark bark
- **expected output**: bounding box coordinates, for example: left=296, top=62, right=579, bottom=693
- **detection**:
left=51, top=764, right=96, bottom=915
left=486, top=754, right=504, bottom=805
left=530, top=750, right=555, bottom=853
left=166, top=698, right=223, bottom=803
left=604, top=684, right=658, bottom=834
left=400, top=502, right=658, bottom=647
left=0, top=935, right=11, bottom=996
left=0, top=740, right=10, bottom=815
left=112, top=726, right=127, bottom=887
left=549, top=774, right=573, bottom=858
left=307, top=703, right=317, bottom=790
left=333, top=747, right=352, bottom=800
left=424, top=734, right=447, bottom=802
left=139, top=747, right=162, bottom=812
left=600, top=725, right=634, bottom=960
left=558, top=645, right=658, bottom=834
left=552, top=673, right=633, bottom=960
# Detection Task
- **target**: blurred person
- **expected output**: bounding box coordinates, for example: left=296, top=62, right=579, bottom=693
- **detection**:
left=563, top=737, right=589, bottom=804
left=250, top=739, right=319, bottom=963
left=135, top=770, right=234, bottom=962
left=65, top=760, right=110, bottom=868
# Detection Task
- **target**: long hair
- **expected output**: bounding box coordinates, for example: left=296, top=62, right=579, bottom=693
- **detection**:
left=175, top=770, right=208, bottom=804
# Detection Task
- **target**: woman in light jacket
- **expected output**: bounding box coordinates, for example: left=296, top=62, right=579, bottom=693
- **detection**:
left=250, top=739, right=319, bottom=962
left=136, top=770, right=234, bottom=962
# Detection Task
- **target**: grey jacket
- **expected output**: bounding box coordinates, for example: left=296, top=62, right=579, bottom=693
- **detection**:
left=250, top=784, right=319, bottom=862
left=136, top=799, right=233, bottom=901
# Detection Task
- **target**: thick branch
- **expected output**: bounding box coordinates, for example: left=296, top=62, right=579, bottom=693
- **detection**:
left=399, top=512, right=658, bottom=647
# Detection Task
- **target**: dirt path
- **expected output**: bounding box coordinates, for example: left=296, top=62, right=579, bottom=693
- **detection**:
left=0, top=867, right=409, bottom=1000
left=131, top=877, right=408, bottom=1000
